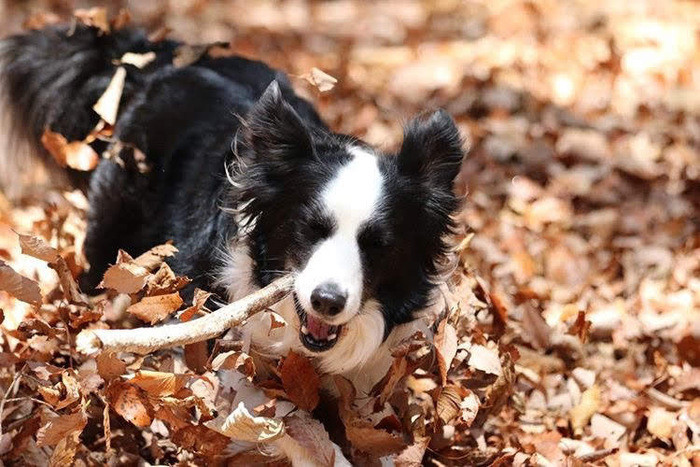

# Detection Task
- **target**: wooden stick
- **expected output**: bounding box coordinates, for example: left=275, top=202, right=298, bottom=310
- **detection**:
left=76, top=275, right=294, bottom=355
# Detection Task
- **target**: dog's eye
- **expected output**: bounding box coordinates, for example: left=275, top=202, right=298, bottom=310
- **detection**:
left=358, top=226, right=389, bottom=250
left=301, top=218, right=333, bottom=243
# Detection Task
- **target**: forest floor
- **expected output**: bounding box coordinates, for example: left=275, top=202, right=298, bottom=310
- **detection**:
left=0, top=1, right=698, bottom=466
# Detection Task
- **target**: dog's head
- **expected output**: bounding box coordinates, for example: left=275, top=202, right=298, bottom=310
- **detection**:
left=232, top=82, right=464, bottom=371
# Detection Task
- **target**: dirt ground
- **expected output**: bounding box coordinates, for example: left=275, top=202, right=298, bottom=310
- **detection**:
left=0, top=1, right=698, bottom=466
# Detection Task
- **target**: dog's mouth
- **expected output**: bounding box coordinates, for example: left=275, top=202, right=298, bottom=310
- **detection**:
left=294, top=296, right=342, bottom=352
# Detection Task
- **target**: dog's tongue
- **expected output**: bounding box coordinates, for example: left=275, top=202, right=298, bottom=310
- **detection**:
left=306, top=314, right=331, bottom=340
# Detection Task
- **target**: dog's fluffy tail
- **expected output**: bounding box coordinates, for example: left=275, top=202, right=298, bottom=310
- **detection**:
left=0, top=25, right=176, bottom=198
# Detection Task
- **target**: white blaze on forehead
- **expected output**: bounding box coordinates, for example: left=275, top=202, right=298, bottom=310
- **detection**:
left=295, top=146, right=384, bottom=324
left=324, top=146, right=384, bottom=234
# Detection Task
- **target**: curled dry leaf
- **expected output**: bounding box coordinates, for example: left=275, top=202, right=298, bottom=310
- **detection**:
left=36, top=410, right=87, bottom=447
left=92, top=67, right=126, bottom=126
left=145, top=262, right=191, bottom=296
left=127, top=292, right=184, bottom=324
left=41, top=129, right=100, bottom=171
left=106, top=380, right=153, bottom=428
left=128, top=370, right=192, bottom=397
left=18, top=234, right=59, bottom=262
left=280, top=351, right=321, bottom=411
left=211, top=350, right=256, bottom=377
left=213, top=401, right=285, bottom=443
left=133, top=243, right=179, bottom=271
left=437, top=384, right=465, bottom=425
left=570, top=384, right=601, bottom=432
left=285, top=411, right=336, bottom=467
left=301, top=67, right=338, bottom=92
left=435, top=320, right=458, bottom=385
left=0, top=260, right=42, bottom=305
left=345, top=424, right=407, bottom=458
left=180, top=288, right=211, bottom=322
left=171, top=424, right=232, bottom=457
left=96, top=352, right=127, bottom=380
left=99, top=261, right=150, bottom=294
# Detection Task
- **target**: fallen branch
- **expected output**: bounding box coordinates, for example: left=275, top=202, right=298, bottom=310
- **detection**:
left=76, top=275, right=294, bottom=355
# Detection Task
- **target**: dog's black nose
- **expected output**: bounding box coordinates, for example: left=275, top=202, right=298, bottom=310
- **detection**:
left=310, top=283, right=347, bottom=316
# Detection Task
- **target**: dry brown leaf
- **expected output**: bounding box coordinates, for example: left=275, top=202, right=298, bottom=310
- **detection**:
left=435, top=320, right=458, bottom=385
left=128, top=370, right=191, bottom=397
left=18, top=234, right=59, bottom=262
left=93, top=67, right=126, bottom=126
left=40, top=129, right=100, bottom=171
left=96, top=352, right=127, bottom=380
left=301, top=67, right=338, bottom=92
left=210, top=350, right=256, bottom=377
left=437, top=384, right=465, bottom=425
left=74, top=7, right=110, bottom=34
left=180, top=288, right=211, bottom=321
left=106, top=380, right=152, bottom=428
left=49, top=431, right=80, bottom=467
left=280, top=351, right=321, bottom=411
left=285, top=411, right=336, bottom=467
left=521, top=304, right=551, bottom=350
left=345, top=424, right=406, bottom=458
left=213, top=401, right=285, bottom=443
left=568, top=310, right=592, bottom=343
left=570, top=384, right=601, bottom=431
left=36, top=410, right=87, bottom=447
left=395, top=436, right=430, bottom=467
left=0, top=260, right=42, bottom=305
left=144, top=262, right=191, bottom=296
left=133, top=243, right=179, bottom=270
left=171, top=424, right=232, bottom=457
left=99, top=261, right=150, bottom=294
left=127, top=292, right=183, bottom=324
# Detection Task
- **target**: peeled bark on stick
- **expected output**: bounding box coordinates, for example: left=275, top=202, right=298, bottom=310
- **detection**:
left=76, top=275, right=294, bottom=355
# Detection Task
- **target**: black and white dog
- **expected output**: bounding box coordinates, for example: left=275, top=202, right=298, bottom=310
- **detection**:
left=0, top=25, right=464, bottom=384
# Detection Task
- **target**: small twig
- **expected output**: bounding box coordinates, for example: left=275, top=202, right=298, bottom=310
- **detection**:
left=576, top=447, right=618, bottom=463
left=645, top=387, right=689, bottom=410
left=76, top=275, right=293, bottom=355
left=0, top=364, right=26, bottom=433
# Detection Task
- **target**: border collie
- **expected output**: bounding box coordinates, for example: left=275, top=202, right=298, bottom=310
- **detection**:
left=0, top=25, right=464, bottom=385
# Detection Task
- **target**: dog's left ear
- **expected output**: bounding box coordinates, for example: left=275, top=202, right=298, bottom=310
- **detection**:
left=245, top=81, right=314, bottom=163
left=398, top=110, right=464, bottom=190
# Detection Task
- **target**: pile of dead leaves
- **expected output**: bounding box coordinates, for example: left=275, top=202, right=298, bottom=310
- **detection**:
left=0, top=189, right=512, bottom=465
left=1, top=1, right=699, bottom=466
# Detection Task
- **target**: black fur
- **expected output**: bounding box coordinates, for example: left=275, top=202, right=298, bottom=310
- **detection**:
left=1, top=25, right=464, bottom=336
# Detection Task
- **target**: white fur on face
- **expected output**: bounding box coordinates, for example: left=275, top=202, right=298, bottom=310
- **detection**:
left=294, top=146, right=384, bottom=324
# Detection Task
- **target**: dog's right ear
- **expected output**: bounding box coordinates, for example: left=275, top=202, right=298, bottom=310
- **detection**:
left=245, top=81, right=314, bottom=164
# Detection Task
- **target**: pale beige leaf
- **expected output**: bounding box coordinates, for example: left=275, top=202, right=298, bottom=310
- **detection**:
left=570, top=384, right=601, bottom=431
left=216, top=401, right=285, bottom=443
left=93, top=67, right=126, bottom=125
left=301, top=67, right=338, bottom=92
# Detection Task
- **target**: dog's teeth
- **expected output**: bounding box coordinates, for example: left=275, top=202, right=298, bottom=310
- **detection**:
left=301, top=326, right=309, bottom=335
left=328, top=333, right=337, bottom=340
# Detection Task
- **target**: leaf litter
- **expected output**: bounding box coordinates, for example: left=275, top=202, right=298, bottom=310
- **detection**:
left=0, top=2, right=699, bottom=466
